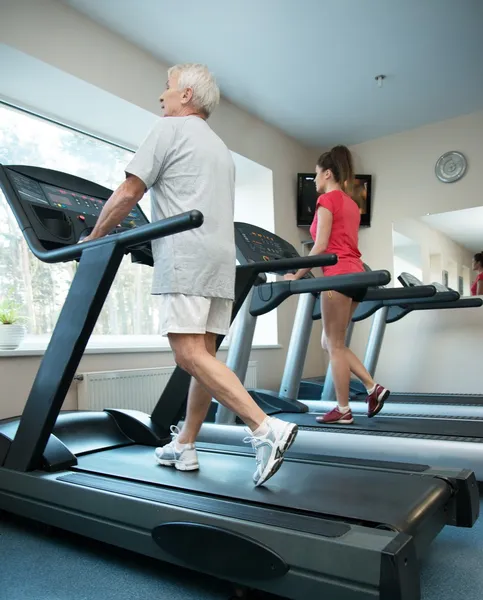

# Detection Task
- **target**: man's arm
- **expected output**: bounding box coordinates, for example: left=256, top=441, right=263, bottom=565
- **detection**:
left=80, top=119, right=173, bottom=243
left=81, top=175, right=146, bottom=242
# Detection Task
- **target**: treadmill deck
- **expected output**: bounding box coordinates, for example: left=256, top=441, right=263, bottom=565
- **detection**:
left=73, top=445, right=450, bottom=533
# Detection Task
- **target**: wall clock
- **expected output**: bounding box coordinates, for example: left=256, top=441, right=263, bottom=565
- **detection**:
left=435, top=151, right=467, bottom=183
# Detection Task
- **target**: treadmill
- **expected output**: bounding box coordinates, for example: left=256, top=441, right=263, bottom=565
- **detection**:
left=0, top=165, right=478, bottom=600
left=301, top=274, right=483, bottom=417
left=214, top=237, right=483, bottom=481
left=214, top=263, right=437, bottom=420
left=343, top=272, right=483, bottom=412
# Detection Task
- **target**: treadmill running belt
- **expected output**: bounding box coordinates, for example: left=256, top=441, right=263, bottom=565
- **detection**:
left=276, top=413, right=483, bottom=439
left=73, top=445, right=450, bottom=532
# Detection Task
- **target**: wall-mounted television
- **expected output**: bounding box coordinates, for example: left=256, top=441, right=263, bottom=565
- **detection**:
left=296, top=173, right=372, bottom=228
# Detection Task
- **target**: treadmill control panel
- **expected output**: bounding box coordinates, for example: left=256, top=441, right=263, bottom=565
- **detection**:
left=398, top=272, right=424, bottom=287
left=40, top=183, right=146, bottom=229
left=399, top=272, right=456, bottom=294
left=7, top=169, right=148, bottom=230
left=1, top=165, right=152, bottom=265
left=234, top=221, right=313, bottom=277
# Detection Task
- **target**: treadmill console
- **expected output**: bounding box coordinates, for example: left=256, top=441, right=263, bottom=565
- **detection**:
left=399, top=272, right=456, bottom=294
left=431, top=282, right=456, bottom=293
left=234, top=222, right=313, bottom=278
left=398, top=272, right=424, bottom=287
left=0, top=165, right=152, bottom=265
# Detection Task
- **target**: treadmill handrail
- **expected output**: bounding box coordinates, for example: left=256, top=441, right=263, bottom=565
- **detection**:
left=351, top=301, right=383, bottom=322
left=365, top=285, right=436, bottom=301
left=384, top=289, right=460, bottom=307
left=312, top=284, right=437, bottom=322
left=22, top=211, right=204, bottom=264
left=237, top=254, right=338, bottom=275
left=250, top=270, right=391, bottom=316
left=292, top=270, right=391, bottom=294
left=397, top=297, right=483, bottom=312
left=350, top=286, right=436, bottom=322
left=385, top=297, right=483, bottom=323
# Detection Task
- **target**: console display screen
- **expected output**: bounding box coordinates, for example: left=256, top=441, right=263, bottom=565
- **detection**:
left=40, top=183, right=149, bottom=228
left=237, top=229, right=285, bottom=259
left=41, top=184, right=103, bottom=216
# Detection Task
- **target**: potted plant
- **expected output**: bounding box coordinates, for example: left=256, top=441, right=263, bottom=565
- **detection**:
left=0, top=290, right=27, bottom=350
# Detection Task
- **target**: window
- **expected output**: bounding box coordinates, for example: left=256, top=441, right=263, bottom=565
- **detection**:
left=0, top=104, right=277, bottom=349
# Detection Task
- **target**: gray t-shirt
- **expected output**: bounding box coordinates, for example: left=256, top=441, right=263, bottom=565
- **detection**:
left=125, top=116, right=236, bottom=299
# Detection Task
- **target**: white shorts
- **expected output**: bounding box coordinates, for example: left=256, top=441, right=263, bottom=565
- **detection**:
left=157, top=294, right=233, bottom=337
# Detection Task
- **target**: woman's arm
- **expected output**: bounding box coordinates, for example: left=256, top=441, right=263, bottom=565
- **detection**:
left=477, top=279, right=483, bottom=296
left=285, top=206, right=333, bottom=281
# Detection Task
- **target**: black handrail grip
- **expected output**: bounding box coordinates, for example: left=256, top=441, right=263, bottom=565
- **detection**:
left=384, top=289, right=459, bottom=307
left=364, top=285, right=437, bottom=301
left=237, top=254, right=338, bottom=275
left=293, top=270, right=391, bottom=293
left=404, top=298, right=483, bottom=311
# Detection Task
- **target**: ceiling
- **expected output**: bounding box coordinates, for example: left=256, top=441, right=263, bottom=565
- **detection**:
left=63, top=0, right=483, bottom=147
left=421, top=207, right=483, bottom=254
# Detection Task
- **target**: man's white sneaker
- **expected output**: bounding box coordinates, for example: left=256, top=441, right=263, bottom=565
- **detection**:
left=155, top=426, right=199, bottom=471
left=244, top=417, right=298, bottom=487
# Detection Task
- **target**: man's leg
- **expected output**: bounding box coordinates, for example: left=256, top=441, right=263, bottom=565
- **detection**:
left=155, top=294, right=298, bottom=486
left=169, top=333, right=267, bottom=432
left=177, top=332, right=218, bottom=444
left=162, top=332, right=297, bottom=486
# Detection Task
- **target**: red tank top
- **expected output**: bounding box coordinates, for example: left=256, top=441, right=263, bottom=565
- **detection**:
left=309, top=189, right=364, bottom=276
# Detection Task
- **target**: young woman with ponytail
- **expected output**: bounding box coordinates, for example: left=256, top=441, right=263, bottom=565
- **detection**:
left=471, top=252, right=483, bottom=296
left=284, top=146, right=390, bottom=423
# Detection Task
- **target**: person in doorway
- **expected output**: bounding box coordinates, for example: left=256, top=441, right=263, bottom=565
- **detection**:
left=284, top=146, right=389, bottom=423
left=471, top=252, right=483, bottom=296
left=80, top=63, right=297, bottom=486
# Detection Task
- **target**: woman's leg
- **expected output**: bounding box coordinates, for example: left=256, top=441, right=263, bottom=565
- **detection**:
left=322, top=301, right=374, bottom=388
left=347, top=300, right=390, bottom=416
left=319, top=290, right=353, bottom=409
left=321, top=298, right=389, bottom=418
left=345, top=301, right=377, bottom=388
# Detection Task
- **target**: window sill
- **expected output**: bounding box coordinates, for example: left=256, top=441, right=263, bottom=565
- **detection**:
left=0, top=335, right=281, bottom=358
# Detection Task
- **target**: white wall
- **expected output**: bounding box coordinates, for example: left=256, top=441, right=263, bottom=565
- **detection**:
left=0, top=0, right=326, bottom=418
left=345, top=110, right=483, bottom=393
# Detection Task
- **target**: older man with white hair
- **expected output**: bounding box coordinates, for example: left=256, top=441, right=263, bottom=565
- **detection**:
left=82, top=63, right=297, bottom=486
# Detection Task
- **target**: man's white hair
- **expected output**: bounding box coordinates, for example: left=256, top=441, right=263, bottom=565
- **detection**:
left=168, top=63, right=220, bottom=118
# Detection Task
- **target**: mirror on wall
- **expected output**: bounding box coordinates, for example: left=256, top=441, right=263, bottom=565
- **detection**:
left=392, top=206, right=483, bottom=296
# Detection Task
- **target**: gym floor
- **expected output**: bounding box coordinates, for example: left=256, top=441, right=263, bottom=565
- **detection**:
left=1, top=498, right=482, bottom=600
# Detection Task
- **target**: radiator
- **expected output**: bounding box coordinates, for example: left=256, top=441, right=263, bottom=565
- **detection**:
left=76, top=362, right=258, bottom=412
